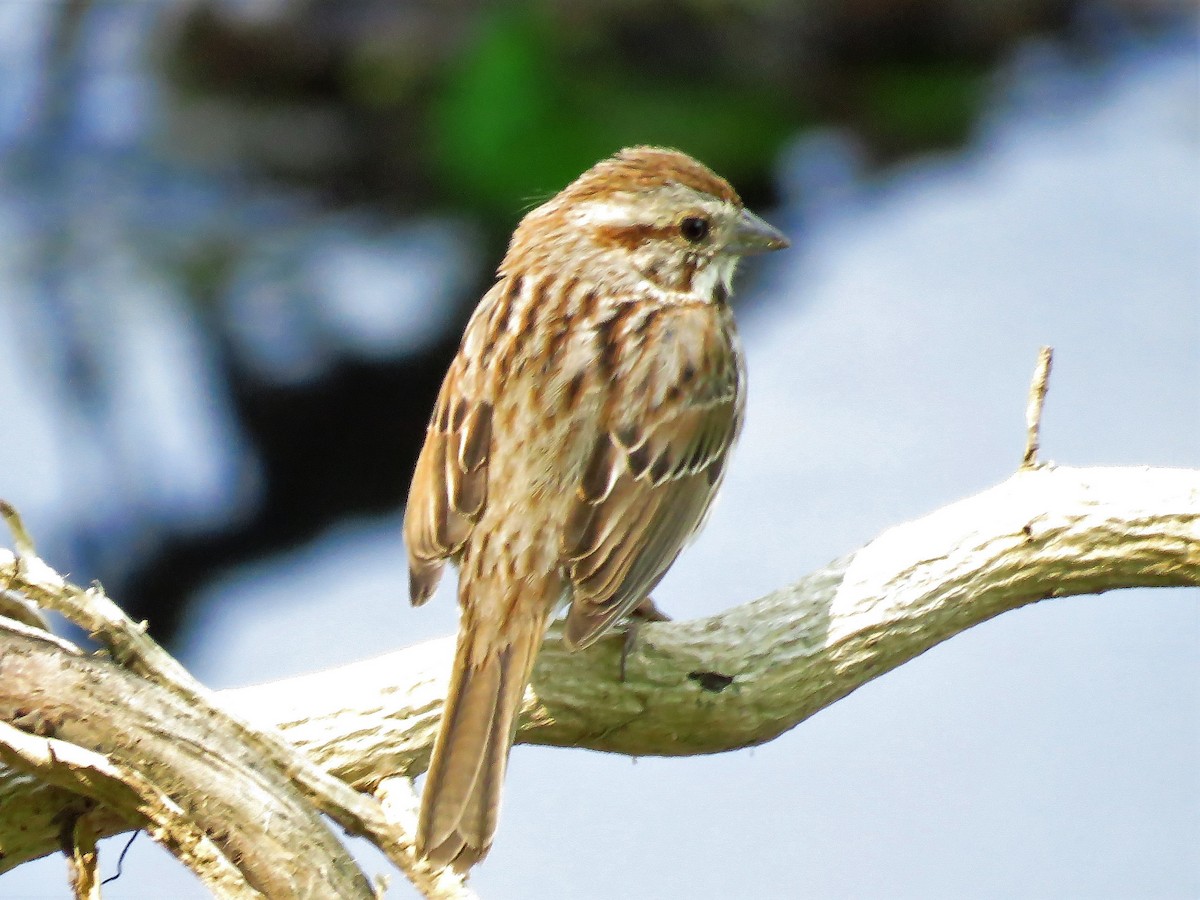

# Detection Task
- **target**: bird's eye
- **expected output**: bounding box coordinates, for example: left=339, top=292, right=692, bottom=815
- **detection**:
left=678, top=216, right=710, bottom=243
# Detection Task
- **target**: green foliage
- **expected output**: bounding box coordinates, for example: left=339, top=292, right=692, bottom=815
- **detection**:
left=860, top=62, right=986, bottom=151
left=429, top=10, right=801, bottom=219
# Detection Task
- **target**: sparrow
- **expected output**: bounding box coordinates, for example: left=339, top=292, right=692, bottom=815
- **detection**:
left=404, top=146, right=788, bottom=870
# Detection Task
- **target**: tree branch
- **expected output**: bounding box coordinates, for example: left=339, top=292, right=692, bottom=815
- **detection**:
left=3, top=464, right=1196, bottom=882
left=0, top=498, right=463, bottom=899
left=0, top=624, right=372, bottom=898
left=1021, top=345, right=1053, bottom=468
left=0, top=719, right=258, bottom=898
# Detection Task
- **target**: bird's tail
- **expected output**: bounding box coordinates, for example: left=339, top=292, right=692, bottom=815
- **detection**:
left=417, top=607, right=546, bottom=871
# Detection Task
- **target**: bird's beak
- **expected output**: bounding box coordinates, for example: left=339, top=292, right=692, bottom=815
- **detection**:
left=727, top=208, right=790, bottom=255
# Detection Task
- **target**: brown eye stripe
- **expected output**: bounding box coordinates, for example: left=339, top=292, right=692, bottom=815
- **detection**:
left=593, top=222, right=678, bottom=252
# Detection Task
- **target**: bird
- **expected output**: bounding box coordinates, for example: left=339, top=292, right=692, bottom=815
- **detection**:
left=403, top=146, right=788, bottom=871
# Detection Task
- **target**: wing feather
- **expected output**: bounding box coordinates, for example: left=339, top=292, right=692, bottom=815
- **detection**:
left=404, top=294, right=499, bottom=607
left=562, top=307, right=742, bottom=649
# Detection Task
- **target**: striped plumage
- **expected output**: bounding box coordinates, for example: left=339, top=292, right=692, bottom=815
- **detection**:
left=404, top=146, right=788, bottom=871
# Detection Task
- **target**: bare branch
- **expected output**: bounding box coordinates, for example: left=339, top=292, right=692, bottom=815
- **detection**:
left=0, top=721, right=258, bottom=899
left=1, top=465, right=1196, bottom=892
left=65, top=815, right=99, bottom=900
left=0, top=504, right=424, bottom=888
left=0, top=500, right=49, bottom=633
left=0, top=627, right=374, bottom=898
left=0, top=499, right=37, bottom=557
left=1022, top=346, right=1054, bottom=468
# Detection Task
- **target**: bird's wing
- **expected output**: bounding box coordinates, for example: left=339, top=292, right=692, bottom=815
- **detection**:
left=560, top=304, right=742, bottom=648
left=403, top=289, right=499, bottom=606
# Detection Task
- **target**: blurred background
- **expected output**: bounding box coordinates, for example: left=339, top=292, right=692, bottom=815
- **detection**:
left=0, top=1, right=1196, bottom=898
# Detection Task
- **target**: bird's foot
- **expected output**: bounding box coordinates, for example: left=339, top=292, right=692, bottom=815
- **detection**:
left=619, top=596, right=671, bottom=681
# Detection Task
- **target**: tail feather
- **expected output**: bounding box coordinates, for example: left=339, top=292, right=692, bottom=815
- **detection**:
left=420, top=653, right=501, bottom=850
left=418, top=617, right=544, bottom=871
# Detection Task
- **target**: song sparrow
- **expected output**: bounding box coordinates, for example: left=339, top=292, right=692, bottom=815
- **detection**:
left=404, top=146, right=788, bottom=870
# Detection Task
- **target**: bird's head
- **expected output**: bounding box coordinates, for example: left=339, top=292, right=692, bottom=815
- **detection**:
left=503, top=146, right=788, bottom=299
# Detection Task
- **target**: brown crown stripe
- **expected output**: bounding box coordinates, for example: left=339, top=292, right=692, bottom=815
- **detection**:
left=567, top=147, right=741, bottom=206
